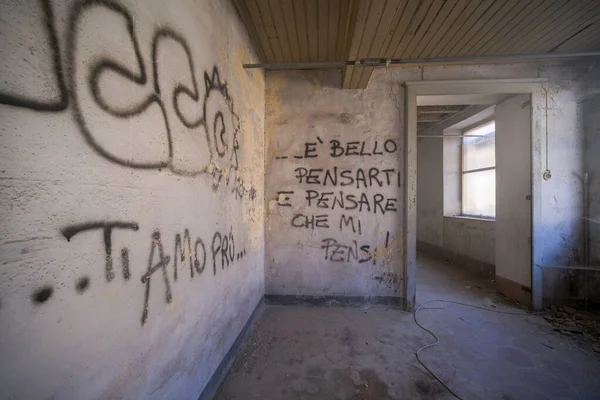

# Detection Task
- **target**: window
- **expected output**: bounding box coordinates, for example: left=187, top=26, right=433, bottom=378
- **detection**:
left=462, top=120, right=495, bottom=218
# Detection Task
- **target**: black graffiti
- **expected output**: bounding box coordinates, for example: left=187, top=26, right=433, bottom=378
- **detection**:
left=0, top=0, right=68, bottom=111
left=211, top=229, right=239, bottom=274
left=291, top=213, right=329, bottom=229
left=75, top=276, right=91, bottom=294
left=320, top=233, right=389, bottom=264
left=294, top=167, right=401, bottom=188
left=340, top=214, right=362, bottom=234
left=373, top=272, right=400, bottom=288
left=31, top=286, right=54, bottom=304
left=141, top=231, right=172, bottom=325
left=320, top=238, right=372, bottom=263
left=61, top=221, right=139, bottom=281
left=277, top=191, right=294, bottom=207
left=43, top=223, right=247, bottom=325
left=174, top=229, right=206, bottom=280
left=1, top=0, right=241, bottom=187
left=329, top=139, right=397, bottom=157
left=305, top=190, right=397, bottom=214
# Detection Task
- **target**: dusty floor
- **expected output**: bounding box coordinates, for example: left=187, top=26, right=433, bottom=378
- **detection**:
left=215, top=255, right=600, bottom=399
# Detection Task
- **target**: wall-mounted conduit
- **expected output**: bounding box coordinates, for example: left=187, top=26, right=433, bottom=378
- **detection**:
left=243, top=51, right=600, bottom=70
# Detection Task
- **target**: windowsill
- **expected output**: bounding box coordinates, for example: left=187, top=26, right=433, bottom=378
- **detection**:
left=445, top=215, right=496, bottom=222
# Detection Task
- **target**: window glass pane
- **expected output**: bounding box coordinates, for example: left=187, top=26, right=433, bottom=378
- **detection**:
left=463, top=121, right=495, bottom=171
left=462, top=169, right=495, bottom=217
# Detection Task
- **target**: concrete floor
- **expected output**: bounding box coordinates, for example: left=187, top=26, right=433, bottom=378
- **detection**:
left=215, top=255, right=600, bottom=399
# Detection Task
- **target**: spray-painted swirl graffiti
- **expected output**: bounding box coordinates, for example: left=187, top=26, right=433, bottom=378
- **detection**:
left=0, top=0, right=240, bottom=185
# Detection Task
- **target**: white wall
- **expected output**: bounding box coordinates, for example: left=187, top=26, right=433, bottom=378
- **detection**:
left=495, top=94, right=532, bottom=288
left=417, top=133, right=443, bottom=247
left=265, top=70, right=404, bottom=301
left=0, top=0, right=265, bottom=399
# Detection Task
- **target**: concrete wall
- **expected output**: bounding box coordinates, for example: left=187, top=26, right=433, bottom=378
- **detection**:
left=495, top=94, right=532, bottom=289
left=443, top=217, right=495, bottom=266
left=0, top=1, right=265, bottom=399
left=416, top=128, right=443, bottom=248
left=583, top=64, right=600, bottom=266
left=265, top=70, right=404, bottom=301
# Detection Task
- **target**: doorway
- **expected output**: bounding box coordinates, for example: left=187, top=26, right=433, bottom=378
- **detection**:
left=404, top=79, right=547, bottom=310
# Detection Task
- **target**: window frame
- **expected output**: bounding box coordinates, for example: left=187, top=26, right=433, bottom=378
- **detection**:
left=460, top=118, right=496, bottom=219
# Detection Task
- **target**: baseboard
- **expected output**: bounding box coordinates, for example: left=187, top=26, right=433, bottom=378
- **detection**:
left=417, top=240, right=495, bottom=278
left=265, top=294, right=405, bottom=308
left=496, top=275, right=532, bottom=306
left=198, top=298, right=265, bottom=400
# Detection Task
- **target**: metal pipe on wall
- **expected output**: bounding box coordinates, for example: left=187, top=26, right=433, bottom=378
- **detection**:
left=417, top=135, right=484, bottom=138
left=243, top=51, right=600, bottom=70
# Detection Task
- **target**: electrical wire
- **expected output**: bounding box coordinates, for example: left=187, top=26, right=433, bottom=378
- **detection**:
left=412, top=299, right=538, bottom=400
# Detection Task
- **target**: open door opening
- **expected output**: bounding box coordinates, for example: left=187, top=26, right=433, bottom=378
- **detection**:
left=404, top=79, right=546, bottom=310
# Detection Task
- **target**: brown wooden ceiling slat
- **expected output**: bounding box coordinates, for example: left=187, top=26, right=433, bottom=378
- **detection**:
left=457, top=0, right=521, bottom=57
left=491, top=0, right=568, bottom=55
left=232, top=0, right=268, bottom=61
left=280, top=0, right=300, bottom=62
left=404, top=0, right=449, bottom=59
left=378, top=1, right=408, bottom=57
left=293, top=0, right=310, bottom=61
left=328, top=0, right=340, bottom=61
left=343, top=0, right=371, bottom=89
left=357, top=0, right=405, bottom=89
left=436, top=0, right=494, bottom=58
left=256, top=0, right=284, bottom=62
left=409, top=0, right=458, bottom=59
left=521, top=1, right=600, bottom=54
left=450, top=0, right=506, bottom=57
left=484, top=1, right=557, bottom=55
left=539, top=10, right=600, bottom=52
left=269, top=0, right=292, bottom=61
left=317, top=0, right=329, bottom=61
left=393, top=0, right=435, bottom=58
left=336, top=0, right=351, bottom=60
left=350, top=0, right=387, bottom=89
left=511, top=0, right=590, bottom=54
left=381, top=1, right=415, bottom=58
left=556, top=22, right=600, bottom=52
left=427, top=0, right=482, bottom=57
left=467, top=0, right=533, bottom=57
left=306, top=0, right=319, bottom=62
left=418, top=0, right=470, bottom=58
left=244, top=0, right=276, bottom=62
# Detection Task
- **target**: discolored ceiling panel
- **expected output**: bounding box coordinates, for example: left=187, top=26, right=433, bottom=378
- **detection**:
left=234, top=0, right=600, bottom=89
left=417, top=105, right=470, bottom=133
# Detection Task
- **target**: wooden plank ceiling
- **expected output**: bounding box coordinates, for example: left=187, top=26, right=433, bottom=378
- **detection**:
left=234, top=0, right=600, bottom=89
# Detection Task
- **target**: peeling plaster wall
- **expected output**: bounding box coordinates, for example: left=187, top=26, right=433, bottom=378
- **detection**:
left=265, top=70, right=404, bottom=301
left=0, top=0, right=265, bottom=399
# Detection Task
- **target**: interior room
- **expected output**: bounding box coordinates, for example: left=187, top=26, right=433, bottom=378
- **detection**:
left=416, top=92, right=532, bottom=306
left=1, top=1, right=600, bottom=399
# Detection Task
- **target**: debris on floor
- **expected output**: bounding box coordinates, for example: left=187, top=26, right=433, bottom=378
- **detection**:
left=543, top=306, right=600, bottom=349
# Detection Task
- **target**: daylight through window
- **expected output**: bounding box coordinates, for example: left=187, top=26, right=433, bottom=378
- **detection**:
left=462, top=120, right=496, bottom=218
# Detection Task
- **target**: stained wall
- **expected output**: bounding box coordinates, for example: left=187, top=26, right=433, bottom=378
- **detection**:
left=0, top=0, right=264, bottom=398
left=265, top=70, right=404, bottom=302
